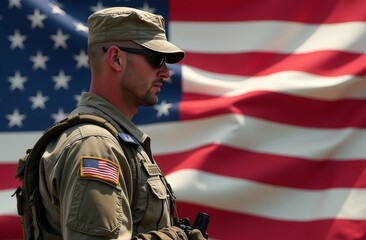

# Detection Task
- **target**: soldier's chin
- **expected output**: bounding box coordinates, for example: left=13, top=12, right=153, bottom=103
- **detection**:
left=142, top=97, right=159, bottom=106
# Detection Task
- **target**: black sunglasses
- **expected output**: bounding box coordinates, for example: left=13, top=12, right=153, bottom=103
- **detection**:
left=102, top=46, right=166, bottom=68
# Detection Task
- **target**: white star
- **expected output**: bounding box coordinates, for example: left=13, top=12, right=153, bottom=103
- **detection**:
left=8, top=29, right=27, bottom=49
left=154, top=100, right=173, bottom=118
left=29, top=91, right=49, bottom=110
left=51, top=108, right=68, bottom=123
left=8, top=70, right=27, bottom=91
left=48, top=2, right=65, bottom=15
left=139, top=2, right=156, bottom=13
left=8, top=0, right=21, bottom=9
left=50, top=29, right=69, bottom=49
left=6, top=109, right=26, bottom=128
left=27, top=9, right=47, bottom=29
left=52, top=70, right=71, bottom=90
left=74, top=22, right=88, bottom=32
left=73, top=50, right=89, bottom=69
left=30, top=50, right=49, bottom=70
left=90, top=1, right=107, bottom=12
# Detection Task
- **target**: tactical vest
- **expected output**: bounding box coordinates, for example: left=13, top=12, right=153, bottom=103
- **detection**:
left=13, top=113, right=177, bottom=240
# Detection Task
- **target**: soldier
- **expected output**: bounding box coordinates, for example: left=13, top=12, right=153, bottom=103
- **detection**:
left=36, top=7, right=205, bottom=240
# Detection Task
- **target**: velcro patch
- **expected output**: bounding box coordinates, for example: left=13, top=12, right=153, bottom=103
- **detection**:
left=143, top=162, right=162, bottom=176
left=118, top=133, right=139, bottom=145
left=80, top=156, right=120, bottom=185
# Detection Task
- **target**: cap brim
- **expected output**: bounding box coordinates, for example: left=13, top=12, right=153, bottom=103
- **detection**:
left=133, top=39, right=185, bottom=63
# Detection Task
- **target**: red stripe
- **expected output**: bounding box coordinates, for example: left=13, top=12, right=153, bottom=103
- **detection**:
left=83, top=168, right=117, bottom=178
left=82, top=168, right=118, bottom=181
left=84, top=166, right=118, bottom=178
left=0, top=216, right=22, bottom=239
left=0, top=161, right=119, bottom=190
left=181, top=51, right=366, bottom=76
left=157, top=144, right=366, bottom=189
left=170, top=0, right=366, bottom=23
left=0, top=164, right=20, bottom=189
left=180, top=91, right=366, bottom=128
left=177, top=201, right=366, bottom=240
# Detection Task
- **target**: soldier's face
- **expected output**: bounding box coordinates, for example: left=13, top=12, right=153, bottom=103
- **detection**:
left=121, top=52, right=170, bottom=107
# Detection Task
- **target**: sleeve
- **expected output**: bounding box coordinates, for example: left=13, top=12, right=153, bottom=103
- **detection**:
left=133, top=226, right=188, bottom=240
left=132, top=226, right=205, bottom=240
left=46, top=125, right=133, bottom=240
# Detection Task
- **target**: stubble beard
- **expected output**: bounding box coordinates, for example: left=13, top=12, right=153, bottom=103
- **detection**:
left=141, top=89, right=159, bottom=106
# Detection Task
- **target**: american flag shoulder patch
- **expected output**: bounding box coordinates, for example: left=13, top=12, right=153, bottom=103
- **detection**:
left=80, top=156, right=120, bottom=185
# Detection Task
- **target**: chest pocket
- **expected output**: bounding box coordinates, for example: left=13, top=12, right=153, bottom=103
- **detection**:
left=134, top=158, right=172, bottom=233
left=148, top=176, right=169, bottom=200
left=123, top=141, right=172, bottom=234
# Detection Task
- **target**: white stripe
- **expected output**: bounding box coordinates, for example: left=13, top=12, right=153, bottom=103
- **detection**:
left=2, top=114, right=366, bottom=162
left=4, top=172, right=366, bottom=221
left=0, top=131, right=41, bottom=163
left=140, top=114, right=366, bottom=160
left=167, top=169, right=366, bottom=220
left=170, top=21, right=366, bottom=54
left=0, top=189, right=19, bottom=216
left=182, top=66, right=366, bottom=100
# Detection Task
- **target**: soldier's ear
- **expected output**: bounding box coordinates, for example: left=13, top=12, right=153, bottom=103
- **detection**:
left=105, top=46, right=124, bottom=71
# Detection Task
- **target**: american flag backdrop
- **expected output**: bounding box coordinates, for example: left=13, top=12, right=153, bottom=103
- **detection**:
left=1, top=0, right=366, bottom=239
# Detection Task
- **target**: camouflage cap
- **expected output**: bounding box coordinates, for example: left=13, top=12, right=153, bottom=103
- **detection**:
left=88, top=7, right=185, bottom=63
